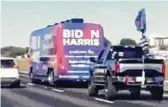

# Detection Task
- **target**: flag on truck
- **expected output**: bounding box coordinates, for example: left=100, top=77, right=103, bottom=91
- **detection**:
left=135, top=8, right=149, bottom=57
left=135, top=8, right=146, bottom=34
left=139, top=35, right=149, bottom=56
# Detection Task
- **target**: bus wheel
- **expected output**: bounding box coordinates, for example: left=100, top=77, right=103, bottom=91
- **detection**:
left=30, top=72, right=40, bottom=84
left=47, top=70, right=55, bottom=86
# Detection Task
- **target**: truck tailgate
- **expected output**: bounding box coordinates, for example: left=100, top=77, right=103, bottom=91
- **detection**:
left=118, top=59, right=164, bottom=77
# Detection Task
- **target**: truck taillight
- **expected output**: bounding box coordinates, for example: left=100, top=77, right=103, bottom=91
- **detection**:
left=115, top=62, right=120, bottom=73
left=162, top=64, right=165, bottom=75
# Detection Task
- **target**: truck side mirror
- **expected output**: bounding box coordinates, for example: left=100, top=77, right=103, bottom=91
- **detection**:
left=90, top=57, right=96, bottom=63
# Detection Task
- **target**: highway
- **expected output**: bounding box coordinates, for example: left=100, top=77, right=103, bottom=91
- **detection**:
left=1, top=73, right=168, bottom=107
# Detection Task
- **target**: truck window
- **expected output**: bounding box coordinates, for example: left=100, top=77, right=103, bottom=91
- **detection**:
left=98, top=50, right=105, bottom=60
left=106, top=50, right=113, bottom=60
left=110, top=46, right=143, bottom=59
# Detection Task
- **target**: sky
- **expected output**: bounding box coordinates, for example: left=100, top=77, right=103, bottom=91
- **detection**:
left=1, top=1, right=168, bottom=48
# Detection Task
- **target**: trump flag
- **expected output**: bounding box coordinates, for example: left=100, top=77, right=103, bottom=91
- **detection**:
left=135, top=8, right=146, bottom=34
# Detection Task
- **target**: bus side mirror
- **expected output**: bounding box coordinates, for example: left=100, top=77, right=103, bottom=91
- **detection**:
left=90, top=57, right=96, bottom=63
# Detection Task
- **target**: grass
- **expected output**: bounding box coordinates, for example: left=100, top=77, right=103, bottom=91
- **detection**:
left=16, top=58, right=29, bottom=72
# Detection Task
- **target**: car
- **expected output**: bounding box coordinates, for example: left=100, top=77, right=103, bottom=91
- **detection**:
left=0, top=57, right=21, bottom=87
left=88, top=45, right=165, bottom=100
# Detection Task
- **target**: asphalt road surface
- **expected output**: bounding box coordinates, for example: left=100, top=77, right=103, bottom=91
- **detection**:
left=1, top=73, right=168, bottom=107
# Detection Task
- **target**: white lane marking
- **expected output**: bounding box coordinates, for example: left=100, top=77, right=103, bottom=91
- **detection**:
left=27, top=83, right=35, bottom=86
left=94, top=98, right=114, bottom=104
left=51, top=88, right=64, bottom=93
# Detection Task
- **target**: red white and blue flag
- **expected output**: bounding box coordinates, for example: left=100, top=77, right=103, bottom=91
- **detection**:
left=135, top=9, right=150, bottom=57
left=135, top=8, right=146, bottom=34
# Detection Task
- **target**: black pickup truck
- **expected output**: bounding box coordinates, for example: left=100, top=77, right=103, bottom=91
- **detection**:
left=88, top=45, right=165, bottom=100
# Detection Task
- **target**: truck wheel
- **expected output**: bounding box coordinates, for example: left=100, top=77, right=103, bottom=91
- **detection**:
left=150, top=87, right=163, bottom=100
left=105, top=76, right=117, bottom=100
left=88, top=77, right=98, bottom=97
left=130, top=88, right=141, bottom=99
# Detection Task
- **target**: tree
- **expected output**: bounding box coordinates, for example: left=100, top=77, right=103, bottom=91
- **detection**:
left=1, top=46, right=28, bottom=57
left=120, top=38, right=137, bottom=45
left=25, top=47, right=29, bottom=53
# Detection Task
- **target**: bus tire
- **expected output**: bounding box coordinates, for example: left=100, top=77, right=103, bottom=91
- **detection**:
left=30, top=72, right=40, bottom=84
left=47, top=68, right=55, bottom=86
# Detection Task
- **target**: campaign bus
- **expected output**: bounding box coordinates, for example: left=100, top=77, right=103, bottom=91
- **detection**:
left=28, top=18, right=110, bottom=85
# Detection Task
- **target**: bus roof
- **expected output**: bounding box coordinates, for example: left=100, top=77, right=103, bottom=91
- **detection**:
left=30, top=22, right=103, bottom=37
left=30, top=25, right=54, bottom=36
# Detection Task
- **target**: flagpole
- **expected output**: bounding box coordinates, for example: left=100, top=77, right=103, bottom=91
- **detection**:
left=141, top=32, right=145, bottom=86
left=135, top=8, right=147, bottom=87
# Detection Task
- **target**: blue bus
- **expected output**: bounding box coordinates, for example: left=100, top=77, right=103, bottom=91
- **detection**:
left=28, top=18, right=110, bottom=85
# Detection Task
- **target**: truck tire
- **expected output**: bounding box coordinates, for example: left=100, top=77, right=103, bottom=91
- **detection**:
left=88, top=76, right=98, bottom=97
left=105, top=76, right=117, bottom=100
left=150, top=86, right=163, bottom=100
left=130, top=87, right=141, bottom=99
